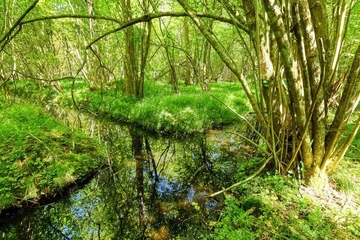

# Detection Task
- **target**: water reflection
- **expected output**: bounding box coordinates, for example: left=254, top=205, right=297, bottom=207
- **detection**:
left=0, top=107, right=246, bottom=239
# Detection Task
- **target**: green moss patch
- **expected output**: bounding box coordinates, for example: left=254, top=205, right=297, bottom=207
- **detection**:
left=209, top=170, right=360, bottom=239
left=0, top=100, right=104, bottom=210
left=57, top=80, right=250, bottom=135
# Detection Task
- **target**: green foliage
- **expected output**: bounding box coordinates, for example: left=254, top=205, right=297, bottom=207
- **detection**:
left=58, top=80, right=249, bottom=135
left=211, top=172, right=359, bottom=239
left=0, top=100, right=104, bottom=209
left=337, top=125, right=360, bottom=199
left=345, top=123, right=360, bottom=161
left=211, top=196, right=259, bottom=240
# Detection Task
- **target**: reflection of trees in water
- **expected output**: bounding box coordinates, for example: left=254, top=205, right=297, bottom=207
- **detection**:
left=1, top=117, right=244, bottom=239
left=130, top=128, right=147, bottom=238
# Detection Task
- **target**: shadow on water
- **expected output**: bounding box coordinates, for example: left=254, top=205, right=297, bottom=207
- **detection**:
left=0, top=106, right=249, bottom=239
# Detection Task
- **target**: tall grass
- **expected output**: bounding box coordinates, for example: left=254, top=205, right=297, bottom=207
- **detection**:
left=58, top=80, right=250, bottom=135
left=0, top=99, right=103, bottom=209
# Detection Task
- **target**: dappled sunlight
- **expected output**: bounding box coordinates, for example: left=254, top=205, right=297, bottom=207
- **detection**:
left=300, top=183, right=360, bottom=224
left=1, top=0, right=360, bottom=238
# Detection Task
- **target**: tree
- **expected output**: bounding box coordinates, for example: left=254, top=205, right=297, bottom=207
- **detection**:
left=121, top=0, right=152, bottom=98
left=2, top=0, right=359, bottom=190
left=0, top=0, right=40, bottom=98
left=176, top=0, right=360, bottom=189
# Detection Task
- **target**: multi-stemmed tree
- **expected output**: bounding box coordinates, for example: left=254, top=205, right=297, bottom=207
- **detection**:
left=1, top=0, right=360, bottom=190
left=177, top=0, right=360, bottom=189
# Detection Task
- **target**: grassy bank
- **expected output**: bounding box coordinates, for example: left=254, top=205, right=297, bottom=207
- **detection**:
left=55, top=80, right=250, bottom=135
left=207, top=135, right=360, bottom=239
left=5, top=79, right=360, bottom=238
left=0, top=99, right=104, bottom=211
left=209, top=161, right=360, bottom=239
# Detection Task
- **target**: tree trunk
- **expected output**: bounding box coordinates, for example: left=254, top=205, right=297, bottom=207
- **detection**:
left=183, top=17, right=192, bottom=85
left=122, top=0, right=151, bottom=98
left=175, top=0, right=360, bottom=189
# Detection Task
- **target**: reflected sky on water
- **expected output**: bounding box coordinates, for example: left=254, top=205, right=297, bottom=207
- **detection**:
left=0, top=107, right=251, bottom=239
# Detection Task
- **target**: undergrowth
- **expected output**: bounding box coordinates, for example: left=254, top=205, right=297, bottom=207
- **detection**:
left=208, top=169, right=360, bottom=239
left=5, top=79, right=360, bottom=239
left=55, top=79, right=250, bottom=135
left=0, top=99, right=104, bottom=210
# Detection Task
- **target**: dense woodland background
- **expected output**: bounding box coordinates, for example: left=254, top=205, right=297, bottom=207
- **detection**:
left=1, top=0, right=360, bottom=189
left=1, top=0, right=360, bottom=238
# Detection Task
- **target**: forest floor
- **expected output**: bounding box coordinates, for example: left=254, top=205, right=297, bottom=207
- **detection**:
left=208, top=159, right=360, bottom=239
left=0, top=99, right=105, bottom=215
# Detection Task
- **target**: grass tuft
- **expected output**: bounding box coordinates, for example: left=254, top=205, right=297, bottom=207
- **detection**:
left=56, top=80, right=250, bottom=135
left=0, top=99, right=104, bottom=209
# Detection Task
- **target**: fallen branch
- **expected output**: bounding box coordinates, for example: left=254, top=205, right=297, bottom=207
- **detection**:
left=209, top=154, right=273, bottom=197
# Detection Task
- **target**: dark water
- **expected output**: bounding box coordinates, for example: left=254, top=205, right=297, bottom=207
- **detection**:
left=0, top=107, right=248, bottom=239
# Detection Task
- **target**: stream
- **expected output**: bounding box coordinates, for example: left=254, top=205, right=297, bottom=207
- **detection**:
left=0, top=105, right=249, bottom=239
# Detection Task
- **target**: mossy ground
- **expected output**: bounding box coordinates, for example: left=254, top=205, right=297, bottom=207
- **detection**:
left=208, top=160, right=360, bottom=239
left=0, top=99, right=104, bottom=211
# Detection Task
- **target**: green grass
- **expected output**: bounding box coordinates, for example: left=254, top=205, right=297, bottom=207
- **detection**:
left=3, top=80, right=360, bottom=238
left=0, top=99, right=104, bottom=209
left=209, top=171, right=360, bottom=239
left=204, top=140, right=360, bottom=240
left=56, top=80, right=250, bottom=135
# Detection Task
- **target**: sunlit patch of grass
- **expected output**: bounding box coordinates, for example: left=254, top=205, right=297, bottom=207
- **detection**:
left=332, top=159, right=360, bottom=198
left=12, top=78, right=251, bottom=135
left=211, top=171, right=360, bottom=239
left=0, top=100, right=104, bottom=210
left=54, top=172, right=76, bottom=188
left=333, top=173, right=357, bottom=193
left=24, top=184, right=38, bottom=200
left=59, top=80, right=250, bottom=134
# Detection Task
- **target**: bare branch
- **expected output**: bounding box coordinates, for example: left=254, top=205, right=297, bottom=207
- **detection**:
left=21, top=14, right=122, bottom=25
left=0, top=0, right=39, bottom=50
left=86, top=12, right=249, bottom=48
left=13, top=69, right=74, bottom=82
left=210, top=154, right=274, bottom=197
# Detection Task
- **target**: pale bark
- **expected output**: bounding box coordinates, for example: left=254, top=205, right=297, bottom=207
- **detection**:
left=183, top=18, right=191, bottom=85
left=297, top=0, right=326, bottom=176
left=263, top=0, right=314, bottom=176
left=176, top=0, right=267, bottom=130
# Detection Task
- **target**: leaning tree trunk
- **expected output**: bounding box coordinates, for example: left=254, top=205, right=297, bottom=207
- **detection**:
left=177, top=0, right=360, bottom=189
